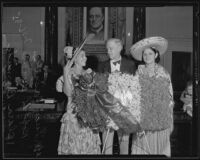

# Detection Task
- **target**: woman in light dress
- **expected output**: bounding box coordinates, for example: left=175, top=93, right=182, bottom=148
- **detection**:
left=57, top=47, right=101, bottom=155
left=130, top=37, right=174, bottom=157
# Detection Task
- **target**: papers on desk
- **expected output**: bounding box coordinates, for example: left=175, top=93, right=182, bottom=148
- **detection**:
left=22, top=102, right=55, bottom=111
left=7, top=87, right=17, bottom=90
left=36, top=98, right=56, bottom=103
left=44, top=99, right=55, bottom=104
left=17, top=89, right=40, bottom=93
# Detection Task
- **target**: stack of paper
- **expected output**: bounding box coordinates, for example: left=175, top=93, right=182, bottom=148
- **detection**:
left=44, top=99, right=55, bottom=104
left=23, top=103, right=55, bottom=110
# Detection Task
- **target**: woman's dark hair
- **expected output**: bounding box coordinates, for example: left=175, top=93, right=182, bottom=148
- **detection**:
left=142, top=47, right=160, bottom=63
left=150, top=47, right=160, bottom=63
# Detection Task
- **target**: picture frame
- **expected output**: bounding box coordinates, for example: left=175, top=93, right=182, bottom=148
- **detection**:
left=83, top=7, right=108, bottom=44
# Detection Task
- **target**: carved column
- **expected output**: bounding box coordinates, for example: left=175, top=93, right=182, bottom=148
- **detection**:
left=132, top=7, right=146, bottom=44
left=44, top=6, right=58, bottom=69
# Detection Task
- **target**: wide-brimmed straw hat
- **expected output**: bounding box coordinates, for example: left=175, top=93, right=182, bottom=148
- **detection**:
left=130, top=36, right=168, bottom=61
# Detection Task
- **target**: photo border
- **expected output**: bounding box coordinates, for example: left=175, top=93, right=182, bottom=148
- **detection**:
left=1, top=0, right=200, bottom=159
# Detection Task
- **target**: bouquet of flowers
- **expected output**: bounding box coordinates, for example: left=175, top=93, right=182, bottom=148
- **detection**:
left=107, top=72, right=141, bottom=122
left=73, top=70, right=173, bottom=134
left=138, top=74, right=173, bottom=131
left=72, top=70, right=109, bottom=133
left=95, top=71, right=173, bottom=133
left=95, top=72, right=142, bottom=133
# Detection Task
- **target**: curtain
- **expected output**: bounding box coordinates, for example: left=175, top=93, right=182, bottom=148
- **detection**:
left=66, top=25, right=72, bottom=46
left=132, top=7, right=146, bottom=44
left=44, top=6, right=58, bottom=69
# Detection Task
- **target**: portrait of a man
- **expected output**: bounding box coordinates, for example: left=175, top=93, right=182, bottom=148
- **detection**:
left=84, top=7, right=108, bottom=43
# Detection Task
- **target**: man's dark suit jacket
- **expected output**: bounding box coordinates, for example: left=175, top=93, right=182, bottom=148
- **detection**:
left=98, top=56, right=136, bottom=74
left=39, top=71, right=57, bottom=98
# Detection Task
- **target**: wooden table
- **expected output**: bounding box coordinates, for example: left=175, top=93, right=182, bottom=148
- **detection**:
left=3, top=90, right=64, bottom=157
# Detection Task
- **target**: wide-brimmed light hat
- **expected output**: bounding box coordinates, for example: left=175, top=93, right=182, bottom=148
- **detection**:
left=130, top=36, right=168, bottom=61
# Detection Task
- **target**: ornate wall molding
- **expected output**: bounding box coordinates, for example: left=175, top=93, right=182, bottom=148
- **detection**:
left=71, top=7, right=83, bottom=47
left=68, top=7, right=126, bottom=55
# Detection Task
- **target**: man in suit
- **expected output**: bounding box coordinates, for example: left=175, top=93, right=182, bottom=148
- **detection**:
left=98, top=38, right=136, bottom=154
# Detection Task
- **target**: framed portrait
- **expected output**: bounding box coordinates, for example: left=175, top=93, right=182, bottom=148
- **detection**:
left=83, top=7, right=108, bottom=44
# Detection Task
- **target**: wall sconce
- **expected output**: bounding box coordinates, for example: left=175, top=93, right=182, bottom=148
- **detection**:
left=40, top=21, right=44, bottom=26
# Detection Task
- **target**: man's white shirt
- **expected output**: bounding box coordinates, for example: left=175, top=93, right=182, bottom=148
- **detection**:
left=110, top=57, right=121, bottom=73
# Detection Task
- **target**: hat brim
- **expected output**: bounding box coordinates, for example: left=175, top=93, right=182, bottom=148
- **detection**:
left=130, top=37, right=168, bottom=61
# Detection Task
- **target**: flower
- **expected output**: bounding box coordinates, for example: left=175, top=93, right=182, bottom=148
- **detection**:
left=107, top=72, right=141, bottom=123
left=86, top=68, right=92, bottom=74
left=106, top=117, right=119, bottom=130
left=74, top=70, right=173, bottom=134
left=73, top=72, right=108, bottom=132
left=63, top=46, right=73, bottom=59
left=91, top=71, right=142, bottom=132
left=138, top=74, right=174, bottom=131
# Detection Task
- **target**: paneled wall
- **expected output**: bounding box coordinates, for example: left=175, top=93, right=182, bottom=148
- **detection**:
left=57, top=7, right=128, bottom=64
left=57, top=7, right=66, bottom=66
left=146, top=6, right=193, bottom=75
left=2, top=6, right=193, bottom=72
left=2, top=7, right=45, bottom=63
left=58, top=6, right=193, bottom=68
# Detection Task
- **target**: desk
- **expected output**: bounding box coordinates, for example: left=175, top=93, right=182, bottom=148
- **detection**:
left=15, top=109, right=63, bottom=157
left=3, top=91, right=64, bottom=157
left=5, top=109, right=63, bottom=157
left=170, top=112, right=192, bottom=156
left=3, top=90, right=40, bottom=142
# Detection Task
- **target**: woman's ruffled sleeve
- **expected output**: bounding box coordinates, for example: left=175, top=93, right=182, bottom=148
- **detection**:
left=136, top=65, right=144, bottom=76
left=157, top=66, right=174, bottom=107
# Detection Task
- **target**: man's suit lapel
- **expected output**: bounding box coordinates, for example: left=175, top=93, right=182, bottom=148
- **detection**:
left=120, top=58, right=126, bottom=72
left=104, top=60, right=111, bottom=73
left=120, top=58, right=131, bottom=73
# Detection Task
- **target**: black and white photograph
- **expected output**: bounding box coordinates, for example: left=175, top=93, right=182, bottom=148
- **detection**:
left=83, top=7, right=108, bottom=43
left=1, top=0, right=200, bottom=159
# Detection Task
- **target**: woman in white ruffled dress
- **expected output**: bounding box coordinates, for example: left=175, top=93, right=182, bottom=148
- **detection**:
left=57, top=47, right=101, bottom=155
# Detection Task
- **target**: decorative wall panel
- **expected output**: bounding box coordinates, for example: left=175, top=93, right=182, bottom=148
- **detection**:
left=66, top=7, right=126, bottom=55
